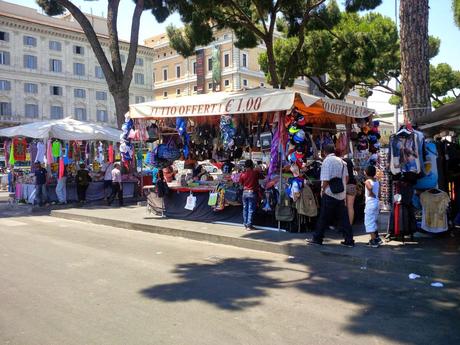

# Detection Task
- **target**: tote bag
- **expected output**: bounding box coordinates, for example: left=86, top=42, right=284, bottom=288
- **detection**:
left=185, top=193, right=197, bottom=211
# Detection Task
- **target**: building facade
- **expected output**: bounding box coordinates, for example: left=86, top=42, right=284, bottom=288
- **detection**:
left=145, top=29, right=320, bottom=100
left=0, top=0, right=154, bottom=128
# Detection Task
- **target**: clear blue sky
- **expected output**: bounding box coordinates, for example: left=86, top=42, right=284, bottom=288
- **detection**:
left=7, top=0, right=460, bottom=113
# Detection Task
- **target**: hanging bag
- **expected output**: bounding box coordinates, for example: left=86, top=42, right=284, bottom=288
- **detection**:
left=275, top=192, right=295, bottom=222
left=157, top=137, right=181, bottom=161
left=329, top=163, right=345, bottom=194
left=208, top=191, right=218, bottom=206
left=259, top=119, right=272, bottom=150
left=184, top=192, right=197, bottom=211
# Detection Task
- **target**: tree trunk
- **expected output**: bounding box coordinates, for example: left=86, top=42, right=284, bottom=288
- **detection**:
left=264, top=38, right=281, bottom=88
left=399, top=0, right=431, bottom=124
left=112, top=90, right=130, bottom=129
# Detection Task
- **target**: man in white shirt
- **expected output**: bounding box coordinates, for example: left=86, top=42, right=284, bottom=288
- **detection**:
left=307, top=144, right=354, bottom=247
left=107, top=162, right=123, bottom=207
left=101, top=160, right=114, bottom=199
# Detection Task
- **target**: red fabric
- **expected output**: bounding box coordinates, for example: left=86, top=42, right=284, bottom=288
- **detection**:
left=13, top=137, right=27, bottom=161
left=58, top=157, right=65, bottom=179
left=394, top=202, right=400, bottom=236
left=239, top=169, right=262, bottom=191
left=108, top=145, right=114, bottom=163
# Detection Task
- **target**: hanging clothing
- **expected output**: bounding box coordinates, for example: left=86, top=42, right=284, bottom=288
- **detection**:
left=389, top=131, right=421, bottom=175
left=415, top=142, right=438, bottom=190
left=387, top=182, right=417, bottom=237
left=35, top=141, right=46, bottom=163
left=108, top=144, right=114, bottom=163
left=58, top=157, right=65, bottom=179
left=30, top=142, right=38, bottom=172
left=46, top=139, right=53, bottom=164
left=52, top=140, right=62, bottom=158
left=420, top=190, right=450, bottom=233
left=295, top=183, right=318, bottom=217
left=13, top=137, right=27, bottom=162
left=9, top=141, right=15, bottom=166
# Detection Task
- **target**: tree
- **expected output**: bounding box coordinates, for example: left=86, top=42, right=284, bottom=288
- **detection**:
left=399, top=0, right=431, bottom=123
left=454, top=0, right=460, bottom=28
left=259, top=8, right=400, bottom=100
left=37, top=0, right=170, bottom=128
left=165, top=0, right=382, bottom=89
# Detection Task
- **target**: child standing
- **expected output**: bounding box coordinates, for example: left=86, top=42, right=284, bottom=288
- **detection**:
left=364, top=165, right=381, bottom=247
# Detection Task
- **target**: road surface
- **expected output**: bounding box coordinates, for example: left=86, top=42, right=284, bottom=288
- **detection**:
left=1, top=213, right=459, bottom=345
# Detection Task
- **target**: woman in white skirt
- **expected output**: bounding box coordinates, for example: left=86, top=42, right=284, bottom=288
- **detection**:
left=364, top=166, right=381, bottom=248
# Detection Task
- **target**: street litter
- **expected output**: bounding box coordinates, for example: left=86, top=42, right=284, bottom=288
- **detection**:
left=408, top=273, right=421, bottom=280
left=430, top=282, right=444, bottom=288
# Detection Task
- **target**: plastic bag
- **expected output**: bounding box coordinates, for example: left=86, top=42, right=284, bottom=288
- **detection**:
left=185, top=193, right=197, bottom=211
left=208, top=192, right=218, bottom=206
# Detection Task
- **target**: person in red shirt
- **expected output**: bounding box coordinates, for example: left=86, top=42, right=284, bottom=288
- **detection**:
left=239, top=160, right=263, bottom=230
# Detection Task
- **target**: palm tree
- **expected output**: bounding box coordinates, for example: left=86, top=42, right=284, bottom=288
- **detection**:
left=399, top=0, right=431, bottom=123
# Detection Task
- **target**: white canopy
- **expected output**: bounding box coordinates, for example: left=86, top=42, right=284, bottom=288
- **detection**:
left=129, top=88, right=375, bottom=119
left=0, top=118, right=121, bottom=141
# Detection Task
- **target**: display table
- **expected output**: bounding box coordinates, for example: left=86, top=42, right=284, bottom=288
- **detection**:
left=16, top=181, right=136, bottom=204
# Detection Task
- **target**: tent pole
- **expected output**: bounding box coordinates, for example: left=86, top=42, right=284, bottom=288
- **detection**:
left=278, top=111, right=285, bottom=232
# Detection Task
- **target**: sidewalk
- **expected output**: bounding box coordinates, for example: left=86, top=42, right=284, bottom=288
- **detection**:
left=50, top=205, right=460, bottom=282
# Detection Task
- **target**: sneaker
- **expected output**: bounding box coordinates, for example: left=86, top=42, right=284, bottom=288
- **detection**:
left=247, top=225, right=256, bottom=231
left=369, top=239, right=380, bottom=248
left=306, top=239, right=322, bottom=246
left=376, top=236, right=383, bottom=245
left=340, top=240, right=355, bottom=248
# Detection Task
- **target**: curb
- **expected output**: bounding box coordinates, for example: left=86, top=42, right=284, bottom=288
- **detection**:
left=51, top=210, right=460, bottom=282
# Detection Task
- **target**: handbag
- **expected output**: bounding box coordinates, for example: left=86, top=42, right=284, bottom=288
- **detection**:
left=329, top=163, right=345, bottom=194
left=208, top=192, right=218, bottom=206
left=224, top=185, right=242, bottom=203
left=184, top=192, right=197, bottom=211
left=157, top=138, right=181, bottom=161
left=275, top=192, right=294, bottom=222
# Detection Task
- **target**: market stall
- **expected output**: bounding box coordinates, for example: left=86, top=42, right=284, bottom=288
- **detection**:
left=0, top=118, right=137, bottom=204
left=127, top=88, right=376, bottom=230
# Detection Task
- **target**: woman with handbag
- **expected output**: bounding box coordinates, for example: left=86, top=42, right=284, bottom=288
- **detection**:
left=239, top=160, right=263, bottom=230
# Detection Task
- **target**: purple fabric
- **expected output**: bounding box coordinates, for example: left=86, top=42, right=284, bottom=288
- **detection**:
left=268, top=122, right=280, bottom=179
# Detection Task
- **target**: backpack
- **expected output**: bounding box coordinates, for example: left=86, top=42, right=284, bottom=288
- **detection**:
left=275, top=191, right=295, bottom=222
left=295, top=184, right=318, bottom=217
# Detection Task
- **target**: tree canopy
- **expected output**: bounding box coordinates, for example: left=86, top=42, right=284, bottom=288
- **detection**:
left=165, top=0, right=382, bottom=89
left=454, top=0, right=460, bottom=28
left=36, top=0, right=170, bottom=127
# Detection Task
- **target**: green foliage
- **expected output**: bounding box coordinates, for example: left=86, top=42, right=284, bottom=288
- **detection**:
left=430, top=63, right=460, bottom=101
left=428, top=36, right=441, bottom=60
left=344, top=0, right=382, bottom=12
left=432, top=96, right=457, bottom=109
left=36, top=0, right=65, bottom=16
left=454, top=0, right=460, bottom=28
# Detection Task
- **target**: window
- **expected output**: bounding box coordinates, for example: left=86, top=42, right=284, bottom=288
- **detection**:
left=25, top=104, right=38, bottom=118
left=176, top=65, right=181, bottom=78
left=0, top=51, right=10, bottom=65
left=0, top=31, right=9, bottom=42
left=73, top=45, right=84, bottom=55
left=176, top=89, right=181, bottom=95
left=50, top=105, right=63, bottom=119
left=163, top=68, right=168, bottom=81
left=243, top=79, right=248, bottom=87
left=192, top=61, right=196, bottom=75
left=242, top=53, right=247, bottom=68
left=24, top=83, right=38, bottom=94
left=135, top=96, right=145, bottom=103
left=193, top=85, right=197, bottom=92
left=96, top=91, right=107, bottom=101
left=49, top=59, right=62, bottom=72
left=0, top=80, right=11, bottom=91
left=224, top=53, right=230, bottom=68
left=0, top=102, right=11, bottom=116
left=74, top=88, right=86, bottom=98
left=163, top=91, right=168, bottom=98
left=135, top=57, right=143, bottom=66
left=224, top=79, right=230, bottom=87
left=208, top=58, right=213, bottom=71
left=50, top=86, right=63, bottom=96
left=208, top=83, right=212, bottom=90
left=134, top=73, right=144, bottom=85
left=23, top=36, right=37, bottom=47
left=23, top=55, right=37, bottom=69
left=49, top=40, right=61, bottom=51
left=96, top=109, right=108, bottom=122
left=75, top=107, right=87, bottom=121
left=73, top=63, right=85, bottom=76
left=95, top=66, right=104, bottom=79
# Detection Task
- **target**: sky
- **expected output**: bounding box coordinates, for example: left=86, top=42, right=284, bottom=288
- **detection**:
left=7, top=0, right=460, bottom=114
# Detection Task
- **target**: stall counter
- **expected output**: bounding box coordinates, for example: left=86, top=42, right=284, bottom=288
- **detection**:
left=16, top=181, right=136, bottom=204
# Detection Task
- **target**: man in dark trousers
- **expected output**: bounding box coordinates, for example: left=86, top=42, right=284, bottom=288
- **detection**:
left=307, top=144, right=354, bottom=247
left=75, top=163, right=92, bottom=203
left=108, top=162, right=123, bottom=207
left=34, top=162, right=48, bottom=206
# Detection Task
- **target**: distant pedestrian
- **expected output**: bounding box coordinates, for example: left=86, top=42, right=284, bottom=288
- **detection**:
left=108, top=162, right=123, bottom=207
left=101, top=159, right=114, bottom=199
left=239, top=159, right=263, bottom=230
left=34, top=162, right=48, bottom=206
left=307, top=144, right=354, bottom=247
left=364, top=165, right=382, bottom=247
left=75, top=163, right=92, bottom=203
left=55, top=164, right=67, bottom=204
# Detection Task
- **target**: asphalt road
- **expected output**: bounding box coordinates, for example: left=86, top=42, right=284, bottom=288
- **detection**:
left=0, top=212, right=459, bottom=345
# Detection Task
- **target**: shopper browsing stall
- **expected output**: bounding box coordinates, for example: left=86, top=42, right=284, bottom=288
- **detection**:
left=101, top=159, right=114, bottom=199
left=75, top=163, right=92, bottom=203
left=108, top=162, right=123, bottom=207
left=34, top=162, right=48, bottom=207
left=364, top=165, right=382, bottom=247
left=343, top=156, right=357, bottom=225
left=239, top=160, right=263, bottom=230
left=307, top=144, right=354, bottom=247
